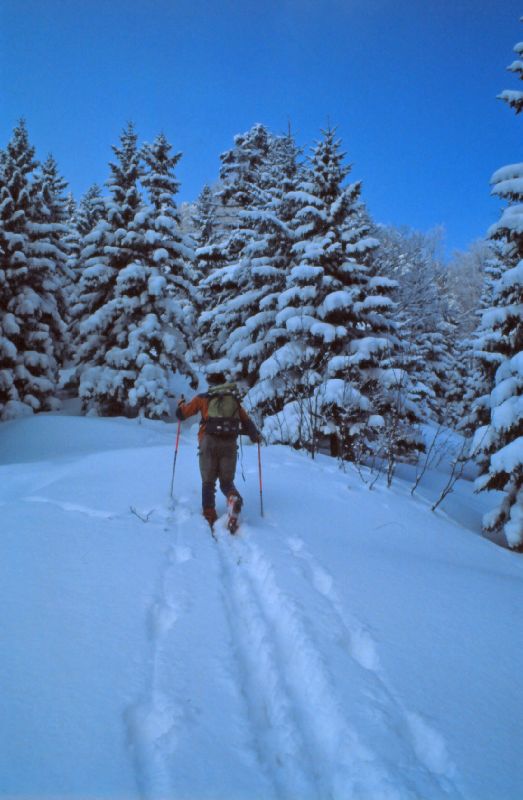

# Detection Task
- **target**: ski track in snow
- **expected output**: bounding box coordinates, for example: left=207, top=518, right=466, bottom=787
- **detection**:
left=284, top=535, right=462, bottom=797
left=125, top=497, right=464, bottom=800
left=24, top=494, right=117, bottom=519
left=125, top=499, right=198, bottom=800
left=216, top=525, right=435, bottom=800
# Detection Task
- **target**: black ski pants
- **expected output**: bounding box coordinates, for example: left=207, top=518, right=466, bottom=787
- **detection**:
left=199, top=433, right=240, bottom=510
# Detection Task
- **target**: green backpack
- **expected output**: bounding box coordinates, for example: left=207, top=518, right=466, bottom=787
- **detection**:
left=205, top=383, right=241, bottom=437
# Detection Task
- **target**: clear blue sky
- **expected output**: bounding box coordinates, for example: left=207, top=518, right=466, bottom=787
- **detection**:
left=1, top=0, right=521, bottom=255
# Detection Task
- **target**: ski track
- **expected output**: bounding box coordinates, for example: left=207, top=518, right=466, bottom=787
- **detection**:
left=216, top=525, right=423, bottom=800
left=126, top=498, right=463, bottom=800
left=126, top=499, right=198, bottom=800
left=285, top=534, right=463, bottom=798
left=24, top=494, right=117, bottom=519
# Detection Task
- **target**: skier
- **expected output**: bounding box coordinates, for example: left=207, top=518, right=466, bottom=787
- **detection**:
left=176, top=368, right=260, bottom=531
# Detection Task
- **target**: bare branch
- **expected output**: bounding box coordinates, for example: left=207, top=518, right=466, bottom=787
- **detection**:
left=130, top=506, right=154, bottom=523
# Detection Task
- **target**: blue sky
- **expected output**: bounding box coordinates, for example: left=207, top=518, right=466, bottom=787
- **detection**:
left=1, top=0, right=521, bottom=255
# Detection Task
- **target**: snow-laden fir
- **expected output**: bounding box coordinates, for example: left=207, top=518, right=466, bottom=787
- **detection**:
left=1, top=410, right=521, bottom=800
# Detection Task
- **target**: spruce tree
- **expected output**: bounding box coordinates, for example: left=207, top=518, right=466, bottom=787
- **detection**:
left=69, top=184, right=108, bottom=344
left=0, top=120, right=64, bottom=419
left=198, top=124, right=274, bottom=366
left=34, top=154, right=72, bottom=360
left=472, top=28, right=523, bottom=549
left=373, top=225, right=457, bottom=423
left=76, top=125, right=196, bottom=418
left=193, top=184, right=220, bottom=258
left=190, top=185, right=222, bottom=338
left=77, top=123, right=145, bottom=415
left=257, top=128, right=422, bottom=466
left=140, top=132, right=197, bottom=390
left=77, top=184, right=106, bottom=237
left=220, top=129, right=302, bottom=387
left=460, top=242, right=513, bottom=434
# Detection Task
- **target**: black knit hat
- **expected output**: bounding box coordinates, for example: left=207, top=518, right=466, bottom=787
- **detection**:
left=206, top=369, right=227, bottom=386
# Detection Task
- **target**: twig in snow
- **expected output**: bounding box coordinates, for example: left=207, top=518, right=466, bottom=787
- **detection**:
left=130, top=506, right=154, bottom=523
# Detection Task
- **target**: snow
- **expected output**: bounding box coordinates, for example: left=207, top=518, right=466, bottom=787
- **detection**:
left=498, top=89, right=523, bottom=105
left=504, top=492, right=523, bottom=549
left=361, top=294, right=394, bottom=310
left=321, top=289, right=352, bottom=314
left=1, top=413, right=522, bottom=800
left=490, top=436, right=523, bottom=475
left=322, top=379, right=370, bottom=410
left=310, top=320, right=341, bottom=342
left=497, top=259, right=523, bottom=292
left=147, top=274, right=166, bottom=296
left=488, top=203, right=523, bottom=237
left=288, top=263, right=324, bottom=281
left=490, top=162, right=523, bottom=185
left=491, top=393, right=522, bottom=433
left=491, top=177, right=523, bottom=199
left=259, top=342, right=304, bottom=380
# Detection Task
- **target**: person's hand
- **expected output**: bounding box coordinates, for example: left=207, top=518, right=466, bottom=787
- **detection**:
left=175, top=395, right=185, bottom=421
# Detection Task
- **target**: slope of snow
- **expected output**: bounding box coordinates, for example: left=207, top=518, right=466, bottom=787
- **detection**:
left=1, top=414, right=522, bottom=800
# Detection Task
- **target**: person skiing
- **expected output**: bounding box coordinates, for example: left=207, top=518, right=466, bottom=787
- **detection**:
left=175, top=368, right=260, bottom=531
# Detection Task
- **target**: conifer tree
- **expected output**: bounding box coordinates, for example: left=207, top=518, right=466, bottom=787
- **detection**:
left=459, top=242, right=513, bottom=433
left=472, top=28, right=523, bottom=550
left=76, top=125, right=196, bottom=418
left=140, top=132, right=197, bottom=388
left=69, top=184, right=108, bottom=343
left=193, top=184, right=220, bottom=258
left=218, top=130, right=302, bottom=387
left=0, top=120, right=64, bottom=419
left=77, top=184, right=106, bottom=237
left=34, top=154, right=72, bottom=359
left=190, top=185, right=224, bottom=357
left=198, top=124, right=274, bottom=365
left=257, top=128, right=423, bottom=465
left=373, top=225, right=458, bottom=422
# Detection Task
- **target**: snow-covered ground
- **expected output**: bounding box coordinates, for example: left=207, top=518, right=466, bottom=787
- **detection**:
left=1, top=413, right=522, bottom=800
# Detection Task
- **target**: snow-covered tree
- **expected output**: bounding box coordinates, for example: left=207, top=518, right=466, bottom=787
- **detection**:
left=140, top=131, right=197, bottom=386
left=77, top=184, right=106, bottom=237
left=69, top=184, right=108, bottom=345
left=472, top=29, right=523, bottom=550
left=458, top=241, right=515, bottom=433
left=198, top=124, right=275, bottom=365
left=373, top=225, right=460, bottom=423
left=193, top=184, right=220, bottom=256
left=256, top=129, right=423, bottom=466
left=446, top=239, right=493, bottom=336
left=0, top=121, right=64, bottom=419
left=76, top=124, right=195, bottom=418
left=219, top=130, right=303, bottom=387
left=33, top=154, right=73, bottom=358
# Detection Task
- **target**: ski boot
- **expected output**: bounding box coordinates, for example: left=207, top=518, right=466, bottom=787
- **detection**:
left=203, top=507, right=218, bottom=530
left=227, top=493, right=243, bottom=534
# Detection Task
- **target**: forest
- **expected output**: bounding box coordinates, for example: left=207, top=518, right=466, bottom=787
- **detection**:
left=0, top=33, right=521, bottom=552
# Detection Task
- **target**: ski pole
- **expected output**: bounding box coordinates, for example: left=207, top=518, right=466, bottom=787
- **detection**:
left=169, top=419, right=182, bottom=498
left=257, top=441, right=264, bottom=517
left=170, top=398, right=184, bottom=497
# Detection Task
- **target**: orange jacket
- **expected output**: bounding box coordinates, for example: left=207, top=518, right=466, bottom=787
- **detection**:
left=177, top=393, right=258, bottom=444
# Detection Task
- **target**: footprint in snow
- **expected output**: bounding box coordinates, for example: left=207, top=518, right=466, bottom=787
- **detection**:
left=287, top=536, right=305, bottom=553
left=149, top=601, right=180, bottom=638
left=286, top=535, right=381, bottom=673
left=406, top=712, right=457, bottom=779
left=173, top=545, right=193, bottom=564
